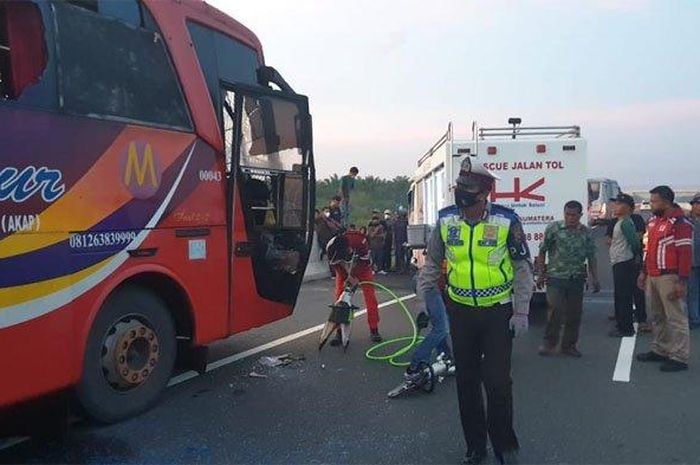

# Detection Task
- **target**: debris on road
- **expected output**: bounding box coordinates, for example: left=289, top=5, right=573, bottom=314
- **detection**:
left=257, top=353, right=306, bottom=368
left=248, top=372, right=268, bottom=379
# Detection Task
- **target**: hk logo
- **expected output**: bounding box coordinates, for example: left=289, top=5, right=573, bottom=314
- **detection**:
left=123, top=141, right=161, bottom=199
left=491, top=177, right=545, bottom=202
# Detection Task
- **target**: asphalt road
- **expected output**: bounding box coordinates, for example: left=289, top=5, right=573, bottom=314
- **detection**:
left=2, top=231, right=700, bottom=464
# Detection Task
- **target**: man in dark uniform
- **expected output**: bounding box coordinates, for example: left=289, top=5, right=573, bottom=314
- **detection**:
left=418, top=157, right=533, bottom=464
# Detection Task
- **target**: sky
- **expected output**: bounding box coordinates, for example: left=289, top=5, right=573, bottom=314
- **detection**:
left=209, top=0, right=700, bottom=189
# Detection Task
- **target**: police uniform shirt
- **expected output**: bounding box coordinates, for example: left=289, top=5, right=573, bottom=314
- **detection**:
left=418, top=203, right=530, bottom=300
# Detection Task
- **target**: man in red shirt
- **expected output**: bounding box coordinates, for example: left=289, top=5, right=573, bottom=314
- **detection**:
left=326, top=230, right=382, bottom=343
left=637, top=185, right=693, bottom=372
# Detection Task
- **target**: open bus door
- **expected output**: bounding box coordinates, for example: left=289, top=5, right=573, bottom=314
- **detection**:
left=221, top=83, right=314, bottom=332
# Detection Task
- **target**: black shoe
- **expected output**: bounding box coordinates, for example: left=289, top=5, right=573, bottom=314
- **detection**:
left=636, top=351, right=668, bottom=362
left=561, top=346, right=582, bottom=358
left=660, top=360, right=688, bottom=372
left=329, top=331, right=342, bottom=347
left=462, top=449, right=487, bottom=465
left=370, top=330, right=383, bottom=343
left=495, top=449, right=519, bottom=465
left=609, top=329, right=635, bottom=337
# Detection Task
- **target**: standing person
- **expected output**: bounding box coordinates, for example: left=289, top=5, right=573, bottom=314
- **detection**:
left=315, top=208, right=339, bottom=277
left=326, top=230, right=383, bottom=343
left=418, top=157, right=533, bottom=465
left=688, top=194, right=700, bottom=329
left=608, top=194, right=645, bottom=337
left=382, top=209, right=394, bottom=272
left=367, top=211, right=386, bottom=274
left=605, top=208, right=649, bottom=330
left=339, top=167, right=359, bottom=226
left=394, top=209, right=409, bottom=273
left=637, top=186, right=693, bottom=372
left=537, top=200, right=600, bottom=357
left=328, top=195, right=343, bottom=227
left=314, top=209, right=333, bottom=260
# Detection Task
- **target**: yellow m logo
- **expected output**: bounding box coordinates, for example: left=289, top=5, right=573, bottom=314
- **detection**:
left=124, top=142, right=158, bottom=187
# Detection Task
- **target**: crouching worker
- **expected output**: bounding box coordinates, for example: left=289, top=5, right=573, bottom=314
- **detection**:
left=420, top=157, right=533, bottom=465
left=327, top=230, right=383, bottom=343
left=409, top=286, right=453, bottom=372
left=387, top=284, right=454, bottom=398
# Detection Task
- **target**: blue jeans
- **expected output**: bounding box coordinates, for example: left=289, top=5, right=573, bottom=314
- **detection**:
left=688, top=267, right=700, bottom=327
left=410, top=288, right=452, bottom=369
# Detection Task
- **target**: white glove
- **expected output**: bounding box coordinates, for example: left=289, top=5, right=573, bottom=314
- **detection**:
left=510, top=313, right=529, bottom=338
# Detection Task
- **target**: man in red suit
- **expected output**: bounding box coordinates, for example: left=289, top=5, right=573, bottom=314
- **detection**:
left=326, top=230, right=382, bottom=343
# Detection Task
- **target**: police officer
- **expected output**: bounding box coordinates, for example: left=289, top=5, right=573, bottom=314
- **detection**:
left=418, top=158, right=533, bottom=465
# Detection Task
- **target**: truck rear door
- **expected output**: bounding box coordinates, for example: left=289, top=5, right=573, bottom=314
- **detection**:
left=477, top=138, right=588, bottom=258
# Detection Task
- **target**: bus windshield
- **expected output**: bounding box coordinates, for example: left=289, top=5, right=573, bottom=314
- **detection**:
left=240, top=94, right=306, bottom=172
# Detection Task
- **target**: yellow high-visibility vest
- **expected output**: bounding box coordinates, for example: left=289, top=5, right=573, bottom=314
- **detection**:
left=440, top=213, right=514, bottom=307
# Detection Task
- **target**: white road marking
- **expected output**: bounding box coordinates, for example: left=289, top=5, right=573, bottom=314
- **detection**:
left=168, top=293, right=417, bottom=387
left=0, top=437, right=29, bottom=452
left=0, top=293, right=417, bottom=452
left=612, top=323, right=638, bottom=383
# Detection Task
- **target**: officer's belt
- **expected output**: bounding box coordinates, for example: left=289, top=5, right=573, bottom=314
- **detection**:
left=448, top=281, right=513, bottom=301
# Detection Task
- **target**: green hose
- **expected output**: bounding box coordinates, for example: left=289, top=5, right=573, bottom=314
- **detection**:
left=359, top=281, right=423, bottom=367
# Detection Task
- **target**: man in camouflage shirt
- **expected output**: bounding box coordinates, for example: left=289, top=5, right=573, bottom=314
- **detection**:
left=536, top=200, right=600, bottom=357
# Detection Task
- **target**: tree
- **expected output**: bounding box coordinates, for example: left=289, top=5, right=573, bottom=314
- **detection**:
left=315, top=175, right=411, bottom=228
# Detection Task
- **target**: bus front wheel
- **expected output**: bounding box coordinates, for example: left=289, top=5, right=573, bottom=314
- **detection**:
left=77, top=286, right=176, bottom=423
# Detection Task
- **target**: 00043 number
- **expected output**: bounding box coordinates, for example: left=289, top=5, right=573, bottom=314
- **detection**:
left=69, top=231, right=137, bottom=250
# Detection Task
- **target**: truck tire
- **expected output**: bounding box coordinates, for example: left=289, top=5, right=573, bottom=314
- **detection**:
left=76, top=285, right=176, bottom=423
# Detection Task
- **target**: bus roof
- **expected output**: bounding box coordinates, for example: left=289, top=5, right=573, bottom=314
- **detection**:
left=144, top=0, right=265, bottom=152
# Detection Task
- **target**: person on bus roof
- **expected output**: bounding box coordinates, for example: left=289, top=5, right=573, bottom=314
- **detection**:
left=339, top=167, right=358, bottom=226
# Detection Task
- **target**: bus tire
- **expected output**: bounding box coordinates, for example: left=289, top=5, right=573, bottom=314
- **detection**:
left=76, top=285, right=176, bottom=424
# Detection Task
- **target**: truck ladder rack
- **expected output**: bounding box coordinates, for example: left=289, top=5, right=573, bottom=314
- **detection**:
left=479, top=125, right=580, bottom=139
left=418, top=122, right=452, bottom=167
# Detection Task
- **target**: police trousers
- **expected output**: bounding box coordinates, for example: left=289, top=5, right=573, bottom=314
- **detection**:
left=445, top=298, right=519, bottom=455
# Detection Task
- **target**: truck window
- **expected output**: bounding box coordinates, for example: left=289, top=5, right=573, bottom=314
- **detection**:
left=0, top=1, right=49, bottom=104
left=588, top=181, right=601, bottom=204
left=434, top=166, right=445, bottom=213
left=415, top=179, right=424, bottom=224
left=54, top=1, right=191, bottom=129
left=610, top=182, right=620, bottom=198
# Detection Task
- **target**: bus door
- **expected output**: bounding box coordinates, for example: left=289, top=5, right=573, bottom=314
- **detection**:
left=221, top=84, right=314, bottom=332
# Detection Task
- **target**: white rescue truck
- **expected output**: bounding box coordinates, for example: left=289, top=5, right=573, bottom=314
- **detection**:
left=407, top=118, right=588, bottom=269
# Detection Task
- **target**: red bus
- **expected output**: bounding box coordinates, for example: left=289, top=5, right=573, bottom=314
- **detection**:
left=0, top=0, right=314, bottom=424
